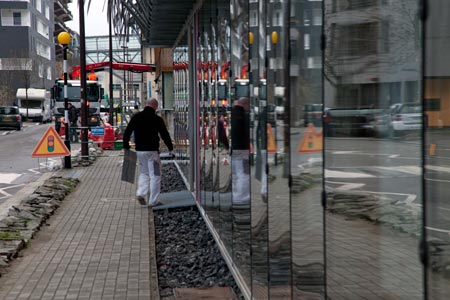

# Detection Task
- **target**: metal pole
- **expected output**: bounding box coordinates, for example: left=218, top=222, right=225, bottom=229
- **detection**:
left=79, top=0, right=88, bottom=159
left=108, top=10, right=114, bottom=125
left=121, top=45, right=128, bottom=127
left=63, top=44, right=71, bottom=168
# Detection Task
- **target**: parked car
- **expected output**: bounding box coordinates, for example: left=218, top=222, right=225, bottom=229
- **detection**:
left=391, top=103, right=422, bottom=134
left=0, top=106, right=22, bottom=130
left=303, top=104, right=323, bottom=127
left=324, top=107, right=387, bottom=137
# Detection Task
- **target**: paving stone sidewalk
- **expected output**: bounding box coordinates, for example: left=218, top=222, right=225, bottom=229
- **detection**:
left=0, top=153, right=159, bottom=300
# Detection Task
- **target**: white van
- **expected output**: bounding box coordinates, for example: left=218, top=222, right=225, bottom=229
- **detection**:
left=16, top=88, right=53, bottom=123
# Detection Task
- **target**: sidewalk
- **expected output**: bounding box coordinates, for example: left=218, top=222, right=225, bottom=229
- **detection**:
left=0, top=153, right=159, bottom=300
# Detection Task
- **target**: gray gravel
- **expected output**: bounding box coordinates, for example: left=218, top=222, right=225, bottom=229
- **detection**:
left=154, top=206, right=243, bottom=299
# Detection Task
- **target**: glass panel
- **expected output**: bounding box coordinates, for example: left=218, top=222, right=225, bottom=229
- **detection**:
left=173, top=36, right=190, bottom=181
left=324, top=0, right=424, bottom=299
left=200, top=2, right=216, bottom=223
left=425, top=1, right=450, bottom=298
left=250, top=0, right=269, bottom=298
left=267, top=1, right=292, bottom=298
left=210, top=0, right=221, bottom=233
left=230, top=0, right=251, bottom=288
left=217, top=0, right=233, bottom=255
left=199, top=7, right=208, bottom=209
left=290, top=0, right=325, bottom=298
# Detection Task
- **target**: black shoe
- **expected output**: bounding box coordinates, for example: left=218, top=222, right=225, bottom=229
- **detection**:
left=149, top=201, right=163, bottom=208
left=136, top=196, right=146, bottom=205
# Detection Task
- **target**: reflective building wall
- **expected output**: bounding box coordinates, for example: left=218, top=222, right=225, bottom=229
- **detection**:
left=170, top=0, right=450, bottom=299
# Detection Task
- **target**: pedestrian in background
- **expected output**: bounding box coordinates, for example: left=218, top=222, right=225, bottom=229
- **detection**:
left=68, top=103, right=79, bottom=142
left=123, top=98, right=174, bottom=207
left=132, top=105, right=140, bottom=115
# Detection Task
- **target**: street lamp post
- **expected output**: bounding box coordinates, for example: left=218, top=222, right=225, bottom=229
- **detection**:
left=108, top=12, right=114, bottom=125
left=57, top=32, right=72, bottom=169
left=121, top=45, right=128, bottom=126
left=79, top=0, right=88, bottom=160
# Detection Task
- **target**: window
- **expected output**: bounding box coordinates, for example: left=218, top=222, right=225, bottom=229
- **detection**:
left=338, top=0, right=378, bottom=11
left=312, top=9, right=322, bottom=25
left=38, top=64, right=44, bottom=78
left=272, top=10, right=282, bottom=26
left=47, top=66, right=52, bottom=80
left=36, top=0, right=42, bottom=12
left=303, top=10, right=310, bottom=26
left=250, top=10, right=258, bottom=27
left=304, top=34, right=311, bottom=50
left=13, top=12, right=21, bottom=26
left=307, top=56, right=322, bottom=69
left=45, top=5, right=50, bottom=19
left=425, top=99, right=440, bottom=111
left=333, top=23, right=379, bottom=57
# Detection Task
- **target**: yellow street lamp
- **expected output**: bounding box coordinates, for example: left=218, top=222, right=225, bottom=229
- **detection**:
left=271, top=31, right=278, bottom=45
left=57, top=32, right=71, bottom=45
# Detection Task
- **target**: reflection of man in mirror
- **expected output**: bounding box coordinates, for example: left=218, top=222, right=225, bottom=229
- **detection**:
left=231, top=97, right=250, bottom=205
left=218, top=114, right=229, bottom=151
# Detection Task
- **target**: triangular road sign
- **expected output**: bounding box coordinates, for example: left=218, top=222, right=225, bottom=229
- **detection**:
left=297, top=123, right=323, bottom=153
left=32, top=127, right=70, bottom=158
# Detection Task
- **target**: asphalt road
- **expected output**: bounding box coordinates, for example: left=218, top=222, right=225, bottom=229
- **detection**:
left=0, top=122, right=56, bottom=205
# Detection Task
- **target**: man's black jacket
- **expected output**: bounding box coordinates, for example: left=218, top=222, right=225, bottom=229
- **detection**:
left=123, top=107, right=173, bottom=152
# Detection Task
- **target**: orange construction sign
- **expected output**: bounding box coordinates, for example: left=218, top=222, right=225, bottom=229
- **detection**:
left=297, top=123, right=323, bottom=153
left=267, top=124, right=276, bottom=153
left=32, top=126, right=70, bottom=158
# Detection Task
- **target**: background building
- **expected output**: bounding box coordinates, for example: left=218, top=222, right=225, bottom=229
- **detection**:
left=0, top=0, right=56, bottom=105
left=84, top=35, right=156, bottom=112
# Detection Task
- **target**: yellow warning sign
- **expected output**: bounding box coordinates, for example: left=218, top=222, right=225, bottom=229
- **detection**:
left=32, top=126, right=70, bottom=158
left=267, top=124, right=276, bottom=153
left=297, top=123, right=323, bottom=153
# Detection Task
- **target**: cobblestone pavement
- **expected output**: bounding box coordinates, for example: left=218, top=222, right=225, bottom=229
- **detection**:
left=0, top=153, right=158, bottom=300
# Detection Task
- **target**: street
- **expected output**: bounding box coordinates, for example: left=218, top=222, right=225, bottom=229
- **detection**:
left=0, top=122, right=58, bottom=205
left=288, top=128, right=450, bottom=239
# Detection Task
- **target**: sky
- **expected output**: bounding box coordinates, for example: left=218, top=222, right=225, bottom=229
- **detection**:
left=66, top=2, right=110, bottom=37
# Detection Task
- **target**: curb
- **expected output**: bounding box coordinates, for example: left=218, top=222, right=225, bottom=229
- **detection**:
left=0, top=172, right=55, bottom=220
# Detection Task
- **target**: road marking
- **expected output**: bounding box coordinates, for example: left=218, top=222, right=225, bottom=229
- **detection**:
left=332, top=151, right=360, bottom=154
left=426, top=165, right=450, bottom=173
left=330, top=151, right=419, bottom=160
left=325, top=169, right=375, bottom=178
left=425, top=178, right=450, bottom=184
left=375, top=166, right=421, bottom=175
left=0, top=189, right=11, bottom=197
left=28, top=168, right=41, bottom=174
left=326, top=181, right=365, bottom=191
left=0, top=173, right=21, bottom=184
left=426, top=227, right=450, bottom=235
left=0, top=184, right=25, bottom=200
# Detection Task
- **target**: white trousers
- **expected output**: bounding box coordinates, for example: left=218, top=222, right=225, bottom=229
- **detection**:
left=232, top=150, right=250, bottom=204
left=136, top=151, right=161, bottom=205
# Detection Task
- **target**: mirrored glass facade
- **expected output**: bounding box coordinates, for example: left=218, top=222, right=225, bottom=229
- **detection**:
left=168, top=0, right=450, bottom=299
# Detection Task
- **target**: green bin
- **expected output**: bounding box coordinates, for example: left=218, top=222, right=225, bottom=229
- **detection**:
left=114, top=140, right=123, bottom=150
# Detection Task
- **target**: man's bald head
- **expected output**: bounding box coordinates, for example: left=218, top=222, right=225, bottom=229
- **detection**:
left=146, top=98, right=159, bottom=110
left=236, top=97, right=249, bottom=112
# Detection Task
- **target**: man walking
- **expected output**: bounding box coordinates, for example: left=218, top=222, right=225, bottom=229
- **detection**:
left=123, top=98, right=174, bottom=207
